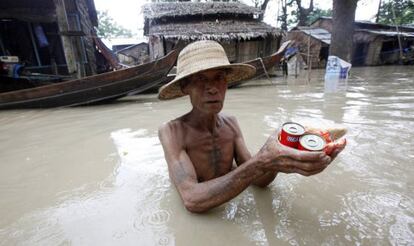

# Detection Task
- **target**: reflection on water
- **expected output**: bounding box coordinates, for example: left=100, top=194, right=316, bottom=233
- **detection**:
left=0, top=66, right=413, bottom=245
left=324, top=77, right=348, bottom=93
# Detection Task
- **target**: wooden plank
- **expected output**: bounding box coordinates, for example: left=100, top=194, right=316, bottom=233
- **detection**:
left=0, top=8, right=55, bottom=23
left=53, top=0, right=77, bottom=74
left=59, top=31, right=85, bottom=36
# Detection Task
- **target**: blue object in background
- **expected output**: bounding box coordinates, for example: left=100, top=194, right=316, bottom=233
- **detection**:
left=285, top=47, right=298, bottom=58
left=12, top=64, right=24, bottom=78
left=34, top=24, right=49, bottom=48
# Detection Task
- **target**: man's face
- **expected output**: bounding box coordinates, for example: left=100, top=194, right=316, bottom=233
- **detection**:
left=182, top=70, right=227, bottom=115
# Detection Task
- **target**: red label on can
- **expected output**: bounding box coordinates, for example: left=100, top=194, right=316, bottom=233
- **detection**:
left=280, top=122, right=305, bottom=148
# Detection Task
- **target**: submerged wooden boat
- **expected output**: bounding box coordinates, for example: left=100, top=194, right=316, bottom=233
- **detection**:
left=228, top=40, right=292, bottom=88
left=0, top=50, right=178, bottom=109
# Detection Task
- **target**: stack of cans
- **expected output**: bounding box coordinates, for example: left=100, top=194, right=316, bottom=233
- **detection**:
left=280, top=122, right=326, bottom=151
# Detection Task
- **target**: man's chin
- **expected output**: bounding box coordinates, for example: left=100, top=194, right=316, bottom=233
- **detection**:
left=203, top=104, right=223, bottom=113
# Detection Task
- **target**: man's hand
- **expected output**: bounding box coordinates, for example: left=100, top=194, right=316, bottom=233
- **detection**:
left=255, top=129, right=345, bottom=177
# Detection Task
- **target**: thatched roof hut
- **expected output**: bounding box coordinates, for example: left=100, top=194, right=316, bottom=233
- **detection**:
left=142, top=2, right=282, bottom=62
left=143, top=2, right=261, bottom=21
left=147, top=20, right=280, bottom=41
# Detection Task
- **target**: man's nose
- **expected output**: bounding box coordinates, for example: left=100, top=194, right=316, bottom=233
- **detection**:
left=206, top=81, right=219, bottom=94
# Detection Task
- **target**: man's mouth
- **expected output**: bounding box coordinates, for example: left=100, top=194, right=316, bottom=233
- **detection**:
left=206, top=100, right=221, bottom=104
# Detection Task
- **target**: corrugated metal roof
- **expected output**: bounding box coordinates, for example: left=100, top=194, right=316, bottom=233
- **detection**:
left=358, top=29, right=414, bottom=38
left=312, top=17, right=414, bottom=32
left=295, top=27, right=331, bottom=44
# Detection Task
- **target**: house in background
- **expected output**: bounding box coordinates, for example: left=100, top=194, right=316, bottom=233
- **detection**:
left=287, top=26, right=331, bottom=68
left=0, top=0, right=115, bottom=77
left=142, top=2, right=282, bottom=63
left=114, top=42, right=150, bottom=66
left=287, top=17, right=414, bottom=68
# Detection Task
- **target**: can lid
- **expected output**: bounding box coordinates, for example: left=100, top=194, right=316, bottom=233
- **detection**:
left=282, top=122, right=305, bottom=136
left=299, top=134, right=326, bottom=151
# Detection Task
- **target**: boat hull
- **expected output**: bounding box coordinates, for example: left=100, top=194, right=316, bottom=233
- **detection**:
left=228, top=41, right=292, bottom=88
left=0, top=50, right=177, bottom=109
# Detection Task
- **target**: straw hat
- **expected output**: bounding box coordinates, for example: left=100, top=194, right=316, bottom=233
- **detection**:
left=158, top=40, right=256, bottom=100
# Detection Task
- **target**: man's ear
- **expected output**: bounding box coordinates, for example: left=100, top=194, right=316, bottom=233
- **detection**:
left=180, top=78, right=190, bottom=94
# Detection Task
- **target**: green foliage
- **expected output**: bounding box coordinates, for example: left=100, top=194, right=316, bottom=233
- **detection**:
left=377, top=0, right=414, bottom=25
left=306, top=8, right=332, bottom=25
left=277, top=0, right=295, bottom=31
left=96, top=10, right=133, bottom=39
left=277, top=0, right=331, bottom=30
left=289, top=7, right=332, bottom=26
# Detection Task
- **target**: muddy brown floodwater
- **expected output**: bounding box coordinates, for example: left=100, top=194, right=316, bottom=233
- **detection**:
left=0, top=66, right=413, bottom=245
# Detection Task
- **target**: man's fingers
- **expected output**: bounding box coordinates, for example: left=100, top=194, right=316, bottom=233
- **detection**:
left=296, top=157, right=330, bottom=171
left=289, top=148, right=326, bottom=162
left=292, top=166, right=327, bottom=176
left=330, top=147, right=344, bottom=160
left=279, top=156, right=330, bottom=172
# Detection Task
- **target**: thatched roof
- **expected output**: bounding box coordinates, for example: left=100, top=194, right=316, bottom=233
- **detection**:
left=143, top=2, right=261, bottom=20
left=147, top=20, right=281, bottom=41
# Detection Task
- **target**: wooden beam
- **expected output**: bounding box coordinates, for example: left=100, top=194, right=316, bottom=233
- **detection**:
left=53, top=0, right=77, bottom=74
left=27, top=23, right=42, bottom=66
left=0, top=8, right=56, bottom=23
left=59, top=31, right=86, bottom=36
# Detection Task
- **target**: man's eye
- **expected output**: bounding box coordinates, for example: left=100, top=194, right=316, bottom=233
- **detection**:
left=216, top=74, right=225, bottom=80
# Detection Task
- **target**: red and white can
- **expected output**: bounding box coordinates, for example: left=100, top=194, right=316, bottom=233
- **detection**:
left=298, top=134, right=326, bottom=151
left=280, top=122, right=305, bottom=148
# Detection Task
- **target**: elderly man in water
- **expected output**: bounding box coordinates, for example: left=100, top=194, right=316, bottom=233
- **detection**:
left=158, top=40, right=346, bottom=213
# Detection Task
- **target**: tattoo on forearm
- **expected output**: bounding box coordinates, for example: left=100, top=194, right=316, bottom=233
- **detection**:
left=173, top=161, right=187, bottom=184
left=207, top=176, right=232, bottom=197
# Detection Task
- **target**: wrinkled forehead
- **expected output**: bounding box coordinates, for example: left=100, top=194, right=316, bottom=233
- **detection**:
left=180, top=69, right=229, bottom=89
left=193, top=69, right=227, bottom=80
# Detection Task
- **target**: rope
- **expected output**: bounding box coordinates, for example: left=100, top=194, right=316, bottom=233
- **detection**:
left=258, top=57, right=273, bottom=84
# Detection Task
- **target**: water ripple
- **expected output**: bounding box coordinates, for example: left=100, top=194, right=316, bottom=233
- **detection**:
left=338, top=191, right=414, bottom=244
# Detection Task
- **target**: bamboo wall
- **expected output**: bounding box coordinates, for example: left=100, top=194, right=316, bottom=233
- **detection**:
left=149, top=36, right=164, bottom=59
left=148, top=35, right=280, bottom=64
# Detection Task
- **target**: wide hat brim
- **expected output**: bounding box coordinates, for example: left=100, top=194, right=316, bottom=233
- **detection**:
left=158, top=63, right=256, bottom=100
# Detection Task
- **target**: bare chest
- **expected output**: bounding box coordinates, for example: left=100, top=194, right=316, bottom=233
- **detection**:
left=184, top=127, right=235, bottom=182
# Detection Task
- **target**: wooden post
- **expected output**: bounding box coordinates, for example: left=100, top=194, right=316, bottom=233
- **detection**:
left=27, top=23, right=42, bottom=66
left=307, top=30, right=311, bottom=84
left=391, top=6, right=403, bottom=62
left=295, top=54, right=298, bottom=78
left=53, top=0, right=77, bottom=74
left=0, top=35, right=6, bottom=54
left=235, top=39, right=239, bottom=62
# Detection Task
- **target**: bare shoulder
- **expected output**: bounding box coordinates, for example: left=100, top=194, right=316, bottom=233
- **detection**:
left=219, top=113, right=238, bottom=124
left=220, top=114, right=242, bottom=135
left=158, top=117, right=185, bottom=145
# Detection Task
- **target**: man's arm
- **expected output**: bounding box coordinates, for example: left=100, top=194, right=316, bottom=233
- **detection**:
left=230, top=116, right=278, bottom=187
left=159, top=122, right=267, bottom=213
left=159, top=121, right=333, bottom=213
left=230, top=117, right=347, bottom=187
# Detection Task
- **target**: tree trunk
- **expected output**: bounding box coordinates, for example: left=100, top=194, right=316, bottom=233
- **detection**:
left=329, top=0, right=358, bottom=62
left=296, top=0, right=314, bottom=26
left=258, top=0, right=271, bottom=21
left=279, top=0, right=289, bottom=31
